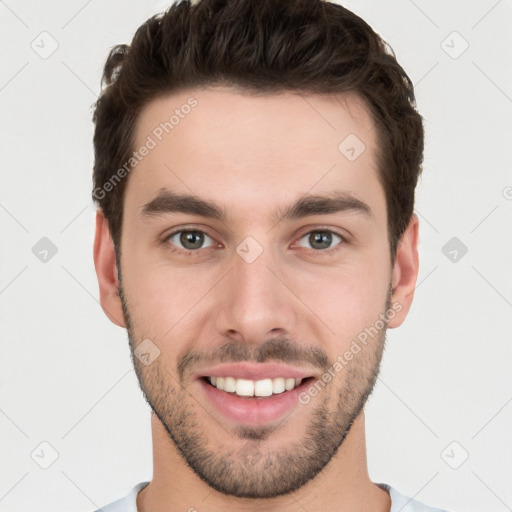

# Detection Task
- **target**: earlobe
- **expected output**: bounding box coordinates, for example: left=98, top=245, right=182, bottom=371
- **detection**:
left=387, top=213, right=420, bottom=329
left=93, top=209, right=126, bottom=328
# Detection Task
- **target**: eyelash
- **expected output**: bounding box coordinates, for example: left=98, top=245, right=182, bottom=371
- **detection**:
left=162, top=226, right=347, bottom=258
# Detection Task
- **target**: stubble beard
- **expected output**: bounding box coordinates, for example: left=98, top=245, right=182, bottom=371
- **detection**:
left=118, top=280, right=390, bottom=498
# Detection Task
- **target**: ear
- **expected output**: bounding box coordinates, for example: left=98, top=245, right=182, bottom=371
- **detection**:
left=93, top=209, right=126, bottom=328
left=387, top=213, right=420, bottom=328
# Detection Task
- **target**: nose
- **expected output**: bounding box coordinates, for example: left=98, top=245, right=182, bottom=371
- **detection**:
left=213, top=240, right=298, bottom=345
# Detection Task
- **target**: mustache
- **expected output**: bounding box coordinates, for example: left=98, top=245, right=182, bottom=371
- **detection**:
left=177, top=337, right=330, bottom=381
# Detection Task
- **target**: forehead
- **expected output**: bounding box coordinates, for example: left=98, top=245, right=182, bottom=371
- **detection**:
left=125, top=86, right=385, bottom=228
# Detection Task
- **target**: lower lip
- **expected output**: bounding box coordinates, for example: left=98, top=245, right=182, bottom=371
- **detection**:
left=198, top=378, right=312, bottom=426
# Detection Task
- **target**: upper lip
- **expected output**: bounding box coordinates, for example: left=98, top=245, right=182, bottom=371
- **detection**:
left=193, top=362, right=320, bottom=381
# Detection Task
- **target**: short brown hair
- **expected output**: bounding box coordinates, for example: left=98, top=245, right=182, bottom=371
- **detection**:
left=92, top=0, right=424, bottom=265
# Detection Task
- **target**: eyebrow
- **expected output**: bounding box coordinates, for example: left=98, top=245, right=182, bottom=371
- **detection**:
left=140, top=188, right=374, bottom=224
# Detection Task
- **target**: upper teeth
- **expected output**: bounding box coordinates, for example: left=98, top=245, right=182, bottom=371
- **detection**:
left=209, top=376, right=302, bottom=397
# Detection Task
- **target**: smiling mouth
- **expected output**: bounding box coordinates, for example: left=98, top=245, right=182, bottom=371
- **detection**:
left=202, top=376, right=315, bottom=398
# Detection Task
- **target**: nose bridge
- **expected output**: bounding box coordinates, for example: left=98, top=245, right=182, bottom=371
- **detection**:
left=234, top=237, right=276, bottom=298
left=215, top=235, right=296, bottom=341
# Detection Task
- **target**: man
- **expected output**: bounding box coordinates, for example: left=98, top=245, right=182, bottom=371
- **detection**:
left=91, top=0, right=451, bottom=510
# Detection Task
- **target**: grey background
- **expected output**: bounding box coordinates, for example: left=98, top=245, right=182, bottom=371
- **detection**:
left=1, top=0, right=511, bottom=510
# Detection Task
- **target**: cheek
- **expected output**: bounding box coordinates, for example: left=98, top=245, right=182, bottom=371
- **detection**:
left=122, top=255, right=216, bottom=337
left=293, top=261, right=389, bottom=346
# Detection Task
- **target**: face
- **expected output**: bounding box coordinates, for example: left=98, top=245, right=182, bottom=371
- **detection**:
left=111, top=86, right=404, bottom=498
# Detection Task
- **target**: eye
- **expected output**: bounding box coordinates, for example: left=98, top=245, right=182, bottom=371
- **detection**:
left=297, top=230, right=345, bottom=251
left=165, top=230, right=215, bottom=252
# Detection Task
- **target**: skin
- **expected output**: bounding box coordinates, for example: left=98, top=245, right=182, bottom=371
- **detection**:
left=94, top=86, right=419, bottom=512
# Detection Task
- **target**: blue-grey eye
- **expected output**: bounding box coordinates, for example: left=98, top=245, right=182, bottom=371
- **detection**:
left=167, top=230, right=214, bottom=250
left=298, top=230, right=342, bottom=250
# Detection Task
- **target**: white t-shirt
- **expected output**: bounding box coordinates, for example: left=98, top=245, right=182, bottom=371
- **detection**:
left=93, top=481, right=451, bottom=511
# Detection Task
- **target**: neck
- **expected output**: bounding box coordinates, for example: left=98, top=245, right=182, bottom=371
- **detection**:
left=137, top=411, right=391, bottom=512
